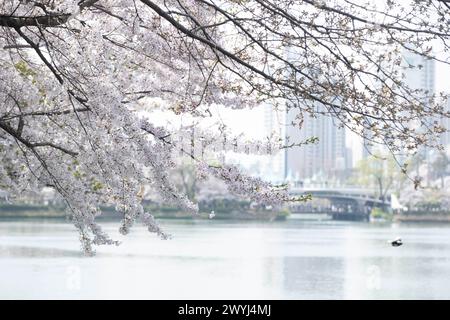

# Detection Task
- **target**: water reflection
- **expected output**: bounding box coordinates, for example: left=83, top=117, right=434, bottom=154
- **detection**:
left=1, top=218, right=450, bottom=299
left=282, top=257, right=345, bottom=299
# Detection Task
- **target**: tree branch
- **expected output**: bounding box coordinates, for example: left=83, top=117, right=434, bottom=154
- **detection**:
left=0, top=0, right=100, bottom=28
left=0, top=120, right=78, bottom=156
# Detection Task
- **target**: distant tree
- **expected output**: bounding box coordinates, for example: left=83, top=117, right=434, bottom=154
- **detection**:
left=173, top=162, right=199, bottom=202
left=409, top=152, right=426, bottom=178
left=0, top=0, right=449, bottom=253
left=352, top=153, right=405, bottom=210
left=431, top=151, right=449, bottom=188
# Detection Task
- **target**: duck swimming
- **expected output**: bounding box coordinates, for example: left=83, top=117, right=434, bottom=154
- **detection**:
left=390, top=237, right=403, bottom=247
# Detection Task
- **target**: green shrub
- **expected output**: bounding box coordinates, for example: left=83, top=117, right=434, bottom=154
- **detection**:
left=370, top=207, right=392, bottom=220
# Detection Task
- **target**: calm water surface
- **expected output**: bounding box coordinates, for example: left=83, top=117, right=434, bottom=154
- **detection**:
left=1, top=216, right=450, bottom=299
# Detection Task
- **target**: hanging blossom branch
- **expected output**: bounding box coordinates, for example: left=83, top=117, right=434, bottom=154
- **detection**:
left=142, top=121, right=313, bottom=204
left=0, top=0, right=449, bottom=253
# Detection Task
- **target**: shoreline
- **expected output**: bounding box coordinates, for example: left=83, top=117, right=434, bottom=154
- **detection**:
left=3, top=204, right=450, bottom=223
left=0, top=207, right=287, bottom=221
left=394, top=214, right=450, bottom=223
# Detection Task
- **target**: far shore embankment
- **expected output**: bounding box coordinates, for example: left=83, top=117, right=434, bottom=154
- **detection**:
left=0, top=204, right=288, bottom=221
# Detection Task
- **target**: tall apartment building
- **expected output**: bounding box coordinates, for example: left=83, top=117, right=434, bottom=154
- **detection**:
left=260, top=103, right=286, bottom=183
left=282, top=46, right=351, bottom=183
left=361, top=49, right=437, bottom=160
left=403, top=49, right=436, bottom=165
left=403, top=50, right=435, bottom=99
left=284, top=103, right=350, bottom=183
left=439, top=99, right=450, bottom=149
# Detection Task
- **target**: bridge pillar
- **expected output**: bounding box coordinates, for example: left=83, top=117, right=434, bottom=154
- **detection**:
left=331, top=199, right=369, bottom=221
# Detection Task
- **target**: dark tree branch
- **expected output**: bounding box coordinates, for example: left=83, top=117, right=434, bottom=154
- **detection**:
left=0, top=0, right=100, bottom=28
left=0, top=120, right=78, bottom=156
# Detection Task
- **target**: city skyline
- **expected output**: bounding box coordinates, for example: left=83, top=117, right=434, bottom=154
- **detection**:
left=241, top=49, right=449, bottom=184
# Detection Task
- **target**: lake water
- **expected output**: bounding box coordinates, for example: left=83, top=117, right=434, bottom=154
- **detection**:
left=1, top=216, right=450, bottom=299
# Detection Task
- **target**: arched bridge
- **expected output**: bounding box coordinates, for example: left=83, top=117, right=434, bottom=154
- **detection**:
left=289, top=187, right=390, bottom=221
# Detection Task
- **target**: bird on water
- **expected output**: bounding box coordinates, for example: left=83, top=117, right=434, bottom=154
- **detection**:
left=390, top=237, right=403, bottom=247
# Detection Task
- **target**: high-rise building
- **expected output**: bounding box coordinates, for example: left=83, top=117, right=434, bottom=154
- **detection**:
left=282, top=46, right=351, bottom=183
left=260, top=103, right=286, bottom=183
left=284, top=103, right=350, bottom=183
left=402, top=49, right=435, bottom=136
left=403, top=49, right=436, bottom=164
left=439, top=99, right=450, bottom=149
left=362, top=49, right=437, bottom=160
left=402, top=50, right=435, bottom=98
